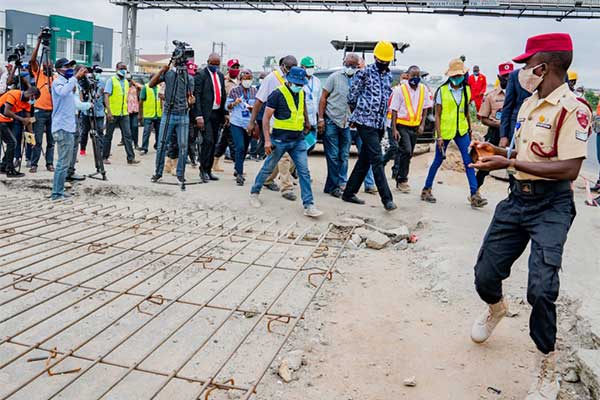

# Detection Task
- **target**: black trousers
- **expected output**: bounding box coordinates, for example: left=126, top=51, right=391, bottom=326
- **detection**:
left=199, top=112, right=222, bottom=173
left=474, top=183, right=575, bottom=354
left=104, top=115, right=135, bottom=161
left=0, top=123, right=17, bottom=171
left=476, top=127, right=501, bottom=188
left=395, top=125, right=418, bottom=183
left=214, top=123, right=235, bottom=160
left=343, top=124, right=393, bottom=205
left=80, top=115, right=105, bottom=152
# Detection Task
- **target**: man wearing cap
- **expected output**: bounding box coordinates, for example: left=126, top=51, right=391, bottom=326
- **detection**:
left=300, top=56, right=322, bottom=146
left=567, top=70, right=578, bottom=92
left=342, top=41, right=396, bottom=211
left=470, top=33, right=590, bottom=400
left=50, top=59, right=87, bottom=200
left=474, top=62, right=513, bottom=191
left=249, top=66, right=322, bottom=218
left=467, top=65, right=487, bottom=111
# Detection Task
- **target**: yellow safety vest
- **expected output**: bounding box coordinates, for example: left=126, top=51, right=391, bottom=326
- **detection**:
left=273, top=85, right=305, bottom=132
left=108, top=76, right=129, bottom=116
left=274, top=70, right=286, bottom=85
left=143, top=84, right=162, bottom=119
left=387, top=83, right=426, bottom=127
left=439, top=84, right=471, bottom=140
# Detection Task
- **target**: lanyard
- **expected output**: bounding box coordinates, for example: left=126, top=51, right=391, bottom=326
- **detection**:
left=307, top=78, right=314, bottom=94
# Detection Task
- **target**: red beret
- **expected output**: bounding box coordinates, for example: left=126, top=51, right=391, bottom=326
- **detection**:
left=498, top=62, right=514, bottom=76
left=513, top=33, right=573, bottom=63
left=227, top=58, right=240, bottom=68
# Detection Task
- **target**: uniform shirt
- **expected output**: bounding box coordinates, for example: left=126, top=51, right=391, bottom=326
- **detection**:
left=303, top=75, right=322, bottom=127
left=322, top=69, right=352, bottom=129
left=266, top=88, right=303, bottom=141
left=32, top=69, right=54, bottom=111
left=0, top=90, right=31, bottom=123
left=389, top=83, right=434, bottom=121
left=348, top=63, right=392, bottom=130
left=225, top=76, right=238, bottom=95
left=514, top=83, right=591, bottom=181
left=227, top=85, right=257, bottom=128
left=51, top=74, right=78, bottom=133
left=478, top=87, right=505, bottom=121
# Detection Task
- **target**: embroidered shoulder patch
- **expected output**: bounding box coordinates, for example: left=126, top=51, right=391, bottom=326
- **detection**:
left=576, top=110, right=590, bottom=129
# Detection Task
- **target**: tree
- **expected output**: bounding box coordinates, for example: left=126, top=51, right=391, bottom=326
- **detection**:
left=584, top=90, right=599, bottom=112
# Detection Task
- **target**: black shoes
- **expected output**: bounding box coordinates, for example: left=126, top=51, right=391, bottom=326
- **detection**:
left=236, top=175, right=245, bottom=186
left=127, top=159, right=140, bottom=165
left=208, top=173, right=219, bottom=181
left=264, top=182, right=280, bottom=191
left=384, top=201, right=397, bottom=211
left=342, top=194, right=365, bottom=205
left=200, top=172, right=210, bottom=183
left=66, top=173, right=86, bottom=182
left=5, top=170, right=25, bottom=178
left=330, top=188, right=343, bottom=198
left=151, top=174, right=161, bottom=183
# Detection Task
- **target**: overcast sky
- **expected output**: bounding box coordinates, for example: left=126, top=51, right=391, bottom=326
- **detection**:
left=4, top=0, right=600, bottom=86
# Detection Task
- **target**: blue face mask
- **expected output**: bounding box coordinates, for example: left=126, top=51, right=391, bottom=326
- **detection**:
left=117, top=69, right=127, bottom=77
left=290, top=84, right=303, bottom=94
left=408, top=77, right=421, bottom=87
left=449, top=76, right=464, bottom=86
left=208, top=65, right=219, bottom=73
left=473, top=71, right=480, bottom=76
left=63, top=68, right=74, bottom=79
left=20, top=71, right=29, bottom=78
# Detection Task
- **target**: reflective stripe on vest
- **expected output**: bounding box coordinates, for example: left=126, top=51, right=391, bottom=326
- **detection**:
left=439, top=84, right=470, bottom=140
left=274, top=70, right=286, bottom=85
left=109, top=76, right=129, bottom=116
left=386, top=83, right=426, bottom=127
left=272, top=85, right=305, bottom=132
left=143, top=84, right=162, bottom=119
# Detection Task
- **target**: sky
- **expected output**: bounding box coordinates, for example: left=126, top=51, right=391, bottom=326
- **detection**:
left=3, top=0, right=600, bottom=87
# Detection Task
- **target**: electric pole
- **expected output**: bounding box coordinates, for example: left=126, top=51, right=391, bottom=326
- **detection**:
left=212, top=41, right=225, bottom=66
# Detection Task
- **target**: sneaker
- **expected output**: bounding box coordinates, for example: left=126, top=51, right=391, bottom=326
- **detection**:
left=236, top=175, right=245, bottom=186
left=330, top=188, right=342, bottom=198
left=469, top=192, right=488, bottom=209
left=282, top=191, right=297, bottom=201
left=250, top=193, right=262, bottom=208
left=264, top=182, right=280, bottom=192
left=396, top=182, right=411, bottom=193
left=421, top=188, right=437, bottom=203
left=304, top=205, right=324, bottom=218
left=127, top=159, right=141, bottom=165
left=80, top=149, right=86, bottom=156
left=526, top=352, right=559, bottom=400
left=151, top=174, right=161, bottom=183
left=365, top=187, right=378, bottom=194
left=384, top=201, right=397, bottom=211
left=470, top=298, right=508, bottom=343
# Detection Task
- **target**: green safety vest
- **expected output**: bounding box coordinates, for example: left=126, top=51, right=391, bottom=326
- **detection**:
left=272, top=85, right=304, bottom=131
left=108, top=76, right=129, bottom=116
left=143, top=84, right=162, bottom=119
left=439, top=84, right=471, bottom=140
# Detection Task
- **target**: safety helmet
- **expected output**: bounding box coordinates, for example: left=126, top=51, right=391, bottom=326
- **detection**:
left=301, top=56, right=315, bottom=68
left=567, top=70, right=578, bottom=81
left=373, top=41, right=395, bottom=62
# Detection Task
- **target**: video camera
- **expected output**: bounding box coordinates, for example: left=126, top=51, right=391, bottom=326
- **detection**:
left=171, top=40, right=194, bottom=66
left=79, top=65, right=104, bottom=99
left=40, top=26, right=53, bottom=47
left=7, top=44, right=26, bottom=65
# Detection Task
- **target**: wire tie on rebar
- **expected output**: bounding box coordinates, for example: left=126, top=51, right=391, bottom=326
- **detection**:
left=12, top=274, right=33, bottom=291
left=204, top=378, right=235, bottom=400
left=87, top=243, right=107, bottom=254
left=307, top=270, right=333, bottom=288
left=31, top=347, right=82, bottom=376
left=267, top=315, right=291, bottom=334
left=311, top=244, right=329, bottom=258
left=0, top=227, right=16, bottom=234
left=136, top=294, right=165, bottom=316
left=131, top=223, right=141, bottom=233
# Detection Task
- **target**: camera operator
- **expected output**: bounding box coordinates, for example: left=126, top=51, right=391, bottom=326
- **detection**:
left=79, top=66, right=105, bottom=157
left=149, top=44, right=194, bottom=183
left=29, top=32, right=56, bottom=174
left=50, top=58, right=87, bottom=200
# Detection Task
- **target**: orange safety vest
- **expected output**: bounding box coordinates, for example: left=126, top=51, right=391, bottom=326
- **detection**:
left=387, top=83, right=426, bottom=127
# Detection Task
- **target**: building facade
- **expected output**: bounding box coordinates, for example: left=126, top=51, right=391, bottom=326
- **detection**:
left=2, top=9, right=113, bottom=69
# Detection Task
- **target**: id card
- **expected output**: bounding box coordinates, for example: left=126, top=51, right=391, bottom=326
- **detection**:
left=495, top=111, right=502, bottom=120
left=242, top=110, right=250, bottom=118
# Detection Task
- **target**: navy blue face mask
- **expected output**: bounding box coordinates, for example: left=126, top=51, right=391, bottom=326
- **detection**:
left=63, top=68, right=74, bottom=79
left=408, top=77, right=421, bottom=87
left=208, top=65, right=219, bottom=73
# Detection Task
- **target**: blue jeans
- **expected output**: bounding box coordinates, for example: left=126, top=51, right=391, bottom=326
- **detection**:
left=342, top=130, right=375, bottom=189
left=323, top=118, right=351, bottom=193
left=251, top=137, right=314, bottom=207
left=32, top=109, right=54, bottom=167
left=52, top=130, right=75, bottom=199
left=142, top=118, right=161, bottom=152
left=424, top=133, right=478, bottom=195
left=154, top=113, right=189, bottom=177
left=231, top=124, right=251, bottom=176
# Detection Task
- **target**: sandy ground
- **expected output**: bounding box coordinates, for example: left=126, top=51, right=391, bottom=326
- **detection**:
left=1, top=131, right=598, bottom=399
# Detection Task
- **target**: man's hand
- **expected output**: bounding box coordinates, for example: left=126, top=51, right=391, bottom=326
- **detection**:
left=188, top=94, right=195, bottom=106
left=264, top=139, right=272, bottom=155
left=75, top=67, right=87, bottom=80
left=317, top=119, right=325, bottom=134
left=246, top=120, right=255, bottom=135
left=436, top=137, right=444, bottom=150
left=469, top=155, right=511, bottom=171
left=233, top=98, right=242, bottom=106
left=392, top=128, right=399, bottom=141
left=161, top=64, right=170, bottom=73
left=196, top=116, right=205, bottom=130
left=107, top=113, right=114, bottom=123
left=470, top=140, right=502, bottom=157
left=224, top=115, right=230, bottom=127
left=304, top=120, right=311, bottom=133
left=499, top=137, right=509, bottom=147
left=417, top=125, right=424, bottom=136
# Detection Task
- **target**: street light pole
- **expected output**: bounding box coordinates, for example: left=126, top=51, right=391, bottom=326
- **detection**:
left=66, top=29, right=80, bottom=61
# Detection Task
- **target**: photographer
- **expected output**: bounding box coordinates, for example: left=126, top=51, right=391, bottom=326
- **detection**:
left=65, top=64, right=93, bottom=182
left=149, top=46, right=194, bottom=183
left=79, top=66, right=105, bottom=157
left=29, top=31, right=55, bottom=174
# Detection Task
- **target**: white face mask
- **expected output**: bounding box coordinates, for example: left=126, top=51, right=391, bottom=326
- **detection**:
left=305, top=67, right=315, bottom=77
left=518, top=64, right=545, bottom=94
left=344, top=66, right=356, bottom=76
left=241, top=80, right=252, bottom=89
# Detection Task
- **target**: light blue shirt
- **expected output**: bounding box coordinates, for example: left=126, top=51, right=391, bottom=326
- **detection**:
left=435, top=83, right=464, bottom=105
left=104, top=76, right=125, bottom=95
left=51, top=74, right=78, bottom=133
left=303, top=76, right=322, bottom=126
left=226, top=85, right=256, bottom=128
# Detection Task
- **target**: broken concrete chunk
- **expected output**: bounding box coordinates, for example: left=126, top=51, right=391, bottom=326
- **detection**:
left=278, top=360, right=293, bottom=383
left=365, top=231, right=390, bottom=250
left=564, top=369, right=580, bottom=383
left=394, top=239, right=409, bottom=251
left=351, top=234, right=362, bottom=244
left=283, top=350, right=304, bottom=371
left=354, top=227, right=370, bottom=240
left=334, top=218, right=365, bottom=228
left=385, top=226, right=410, bottom=240
left=576, top=349, right=600, bottom=397
left=403, top=376, right=417, bottom=387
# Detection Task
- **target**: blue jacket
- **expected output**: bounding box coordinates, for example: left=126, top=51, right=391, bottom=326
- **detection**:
left=500, top=69, right=531, bottom=140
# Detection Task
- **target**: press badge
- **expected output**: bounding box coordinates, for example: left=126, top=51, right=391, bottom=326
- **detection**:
left=242, top=110, right=250, bottom=118
left=495, top=111, right=502, bottom=120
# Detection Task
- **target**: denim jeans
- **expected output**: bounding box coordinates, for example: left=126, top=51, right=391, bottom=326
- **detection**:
left=323, top=117, right=351, bottom=193
left=142, top=118, right=161, bottom=152
left=31, top=109, right=54, bottom=167
left=154, top=113, right=189, bottom=177
left=342, top=129, right=375, bottom=189
left=68, top=126, right=82, bottom=177
left=52, top=130, right=75, bottom=199
left=424, top=133, right=478, bottom=195
left=251, top=137, right=314, bottom=207
left=129, top=112, right=139, bottom=147
left=104, top=115, right=135, bottom=161
left=230, top=124, right=251, bottom=176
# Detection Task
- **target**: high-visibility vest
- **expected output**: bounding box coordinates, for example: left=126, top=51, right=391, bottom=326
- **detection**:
left=143, top=84, right=162, bottom=119
left=273, top=85, right=305, bottom=132
left=274, top=70, right=286, bottom=85
left=108, top=76, right=129, bottom=116
left=439, top=84, right=471, bottom=140
left=387, top=83, right=426, bottom=127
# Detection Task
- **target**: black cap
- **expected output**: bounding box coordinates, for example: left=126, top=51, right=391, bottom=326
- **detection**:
left=55, top=58, right=76, bottom=69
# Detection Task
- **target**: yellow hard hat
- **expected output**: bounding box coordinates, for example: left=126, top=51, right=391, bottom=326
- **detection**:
left=374, top=41, right=395, bottom=62
left=568, top=70, right=578, bottom=81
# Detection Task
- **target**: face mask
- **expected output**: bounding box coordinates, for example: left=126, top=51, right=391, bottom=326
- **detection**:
left=305, top=68, right=315, bottom=77
left=117, top=69, right=127, bottom=77
left=344, top=66, right=356, bottom=76
left=473, top=72, right=480, bottom=76
left=518, top=64, right=545, bottom=93
left=408, top=77, right=421, bottom=87
left=449, top=76, right=464, bottom=86
left=208, top=65, right=219, bottom=73
left=94, top=73, right=102, bottom=80
left=63, top=68, right=74, bottom=79
left=229, top=69, right=240, bottom=79
left=375, top=61, right=389, bottom=73
left=241, top=80, right=252, bottom=89
left=290, top=84, right=303, bottom=94
left=28, top=99, right=36, bottom=105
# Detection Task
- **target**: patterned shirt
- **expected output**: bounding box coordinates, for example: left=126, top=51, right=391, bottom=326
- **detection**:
left=348, top=63, right=392, bottom=129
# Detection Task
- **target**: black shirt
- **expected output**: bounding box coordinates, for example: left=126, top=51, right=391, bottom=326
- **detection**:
left=266, top=88, right=304, bottom=141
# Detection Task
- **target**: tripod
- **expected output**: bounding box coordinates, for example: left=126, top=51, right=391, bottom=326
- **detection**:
left=82, top=82, right=107, bottom=180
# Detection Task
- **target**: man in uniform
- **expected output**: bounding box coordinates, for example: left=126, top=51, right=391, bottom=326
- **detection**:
left=475, top=62, right=513, bottom=192
left=467, top=65, right=487, bottom=111
left=469, top=33, right=591, bottom=399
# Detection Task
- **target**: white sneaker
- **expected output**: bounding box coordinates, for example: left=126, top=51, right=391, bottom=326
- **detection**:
left=526, top=352, right=559, bottom=400
left=470, top=298, right=508, bottom=343
left=304, top=205, right=323, bottom=218
left=249, top=193, right=262, bottom=208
